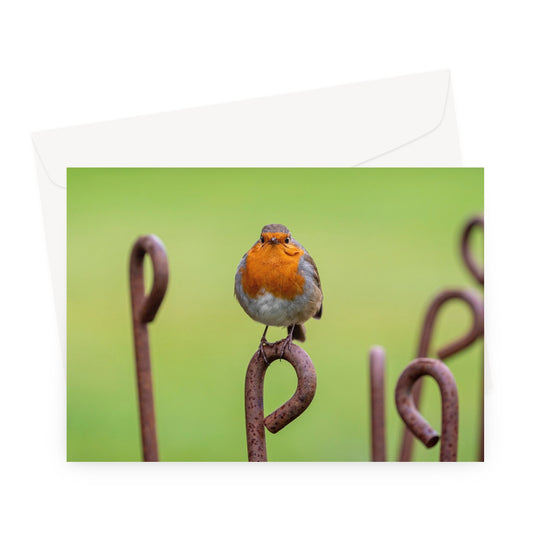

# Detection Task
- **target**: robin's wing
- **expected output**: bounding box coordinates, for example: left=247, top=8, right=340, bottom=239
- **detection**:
left=302, top=251, right=323, bottom=319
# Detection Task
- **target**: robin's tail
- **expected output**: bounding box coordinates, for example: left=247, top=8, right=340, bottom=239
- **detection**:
left=291, top=324, right=306, bottom=342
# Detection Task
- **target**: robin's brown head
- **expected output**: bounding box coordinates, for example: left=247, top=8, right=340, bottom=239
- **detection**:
left=260, top=224, right=291, bottom=245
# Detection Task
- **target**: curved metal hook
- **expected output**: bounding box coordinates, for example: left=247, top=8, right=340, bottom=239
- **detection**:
left=461, top=215, right=484, bottom=286
left=418, top=288, right=484, bottom=360
left=129, top=234, right=169, bottom=461
left=462, top=215, right=485, bottom=461
left=399, top=288, right=483, bottom=461
left=395, top=358, right=459, bottom=461
left=245, top=341, right=317, bottom=462
left=130, top=234, right=169, bottom=323
left=369, top=346, right=386, bottom=461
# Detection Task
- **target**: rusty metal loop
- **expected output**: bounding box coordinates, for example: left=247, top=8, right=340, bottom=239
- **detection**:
left=461, top=215, right=485, bottom=461
left=461, top=215, right=484, bottom=286
left=395, top=358, right=459, bottom=461
left=418, top=288, right=484, bottom=360
left=369, top=346, right=386, bottom=461
left=130, top=234, right=169, bottom=324
left=129, top=234, right=169, bottom=462
left=245, top=341, right=317, bottom=462
left=399, top=288, right=483, bottom=461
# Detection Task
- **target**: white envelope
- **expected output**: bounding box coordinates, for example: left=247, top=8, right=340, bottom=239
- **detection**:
left=32, top=69, right=461, bottom=357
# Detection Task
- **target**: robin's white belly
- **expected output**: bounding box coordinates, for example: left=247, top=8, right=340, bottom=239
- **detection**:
left=235, top=282, right=321, bottom=327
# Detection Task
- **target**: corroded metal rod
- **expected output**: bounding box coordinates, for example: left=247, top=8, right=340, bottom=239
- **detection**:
left=129, top=234, right=169, bottom=462
left=461, top=215, right=484, bottom=286
left=369, top=346, right=386, bottom=461
left=245, top=341, right=317, bottom=462
left=395, top=358, right=459, bottom=462
left=479, top=362, right=484, bottom=462
left=460, top=215, right=485, bottom=461
left=399, top=288, right=483, bottom=461
left=425, top=289, right=484, bottom=360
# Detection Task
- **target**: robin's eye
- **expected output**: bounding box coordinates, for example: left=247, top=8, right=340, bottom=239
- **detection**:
left=284, top=237, right=290, bottom=244
left=260, top=236, right=265, bottom=243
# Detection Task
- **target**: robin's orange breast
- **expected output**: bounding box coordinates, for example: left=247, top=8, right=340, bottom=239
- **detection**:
left=240, top=242, right=305, bottom=300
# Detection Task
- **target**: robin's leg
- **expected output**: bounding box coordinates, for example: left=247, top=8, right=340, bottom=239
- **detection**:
left=279, top=324, right=296, bottom=361
left=258, top=325, right=272, bottom=365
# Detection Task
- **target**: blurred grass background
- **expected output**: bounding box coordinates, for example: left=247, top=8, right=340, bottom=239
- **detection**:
left=67, top=168, right=483, bottom=461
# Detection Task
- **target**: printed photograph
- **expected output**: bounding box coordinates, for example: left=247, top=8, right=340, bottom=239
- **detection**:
left=67, top=168, right=484, bottom=461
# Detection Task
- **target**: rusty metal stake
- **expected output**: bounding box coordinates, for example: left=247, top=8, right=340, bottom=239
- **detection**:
left=395, top=358, right=459, bottom=462
left=478, top=368, right=484, bottom=462
left=369, top=346, right=386, bottom=461
left=399, top=288, right=483, bottom=461
left=245, top=341, right=317, bottom=462
left=460, top=215, right=484, bottom=461
left=129, top=234, right=169, bottom=462
left=461, top=215, right=484, bottom=286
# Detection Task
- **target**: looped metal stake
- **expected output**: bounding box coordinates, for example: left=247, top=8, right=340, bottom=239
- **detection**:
left=245, top=341, right=317, bottom=462
left=129, top=234, right=169, bottom=462
left=395, top=358, right=459, bottom=462
left=399, top=288, right=483, bottom=461
left=369, top=346, right=386, bottom=462
left=460, top=215, right=485, bottom=460
left=461, top=215, right=484, bottom=286
left=419, top=289, right=484, bottom=360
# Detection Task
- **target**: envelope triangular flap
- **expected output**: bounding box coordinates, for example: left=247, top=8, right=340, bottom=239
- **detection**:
left=33, top=70, right=450, bottom=188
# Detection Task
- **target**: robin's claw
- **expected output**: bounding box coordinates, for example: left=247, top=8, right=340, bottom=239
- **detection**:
left=259, top=341, right=270, bottom=366
left=279, top=325, right=296, bottom=361
left=258, top=325, right=272, bottom=365
left=279, top=339, right=292, bottom=361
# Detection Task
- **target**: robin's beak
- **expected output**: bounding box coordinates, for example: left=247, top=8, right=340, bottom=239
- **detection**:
left=269, top=237, right=279, bottom=244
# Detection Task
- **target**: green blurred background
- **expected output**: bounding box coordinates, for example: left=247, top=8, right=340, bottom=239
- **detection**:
left=67, top=168, right=483, bottom=461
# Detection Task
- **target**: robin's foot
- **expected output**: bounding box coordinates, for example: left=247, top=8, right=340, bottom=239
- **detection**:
left=258, top=335, right=275, bottom=365
left=279, top=324, right=296, bottom=361
left=279, top=337, right=292, bottom=361
left=257, top=325, right=274, bottom=365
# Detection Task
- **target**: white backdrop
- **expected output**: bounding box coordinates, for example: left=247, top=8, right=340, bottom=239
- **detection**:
left=1, top=1, right=531, bottom=531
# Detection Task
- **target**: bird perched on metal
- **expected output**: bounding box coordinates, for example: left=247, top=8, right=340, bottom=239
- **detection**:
left=235, top=224, right=323, bottom=363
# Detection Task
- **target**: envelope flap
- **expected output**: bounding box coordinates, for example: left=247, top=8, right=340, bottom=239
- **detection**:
left=33, top=70, right=451, bottom=188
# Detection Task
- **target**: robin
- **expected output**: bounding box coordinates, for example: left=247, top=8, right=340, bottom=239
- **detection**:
left=235, top=224, right=323, bottom=363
